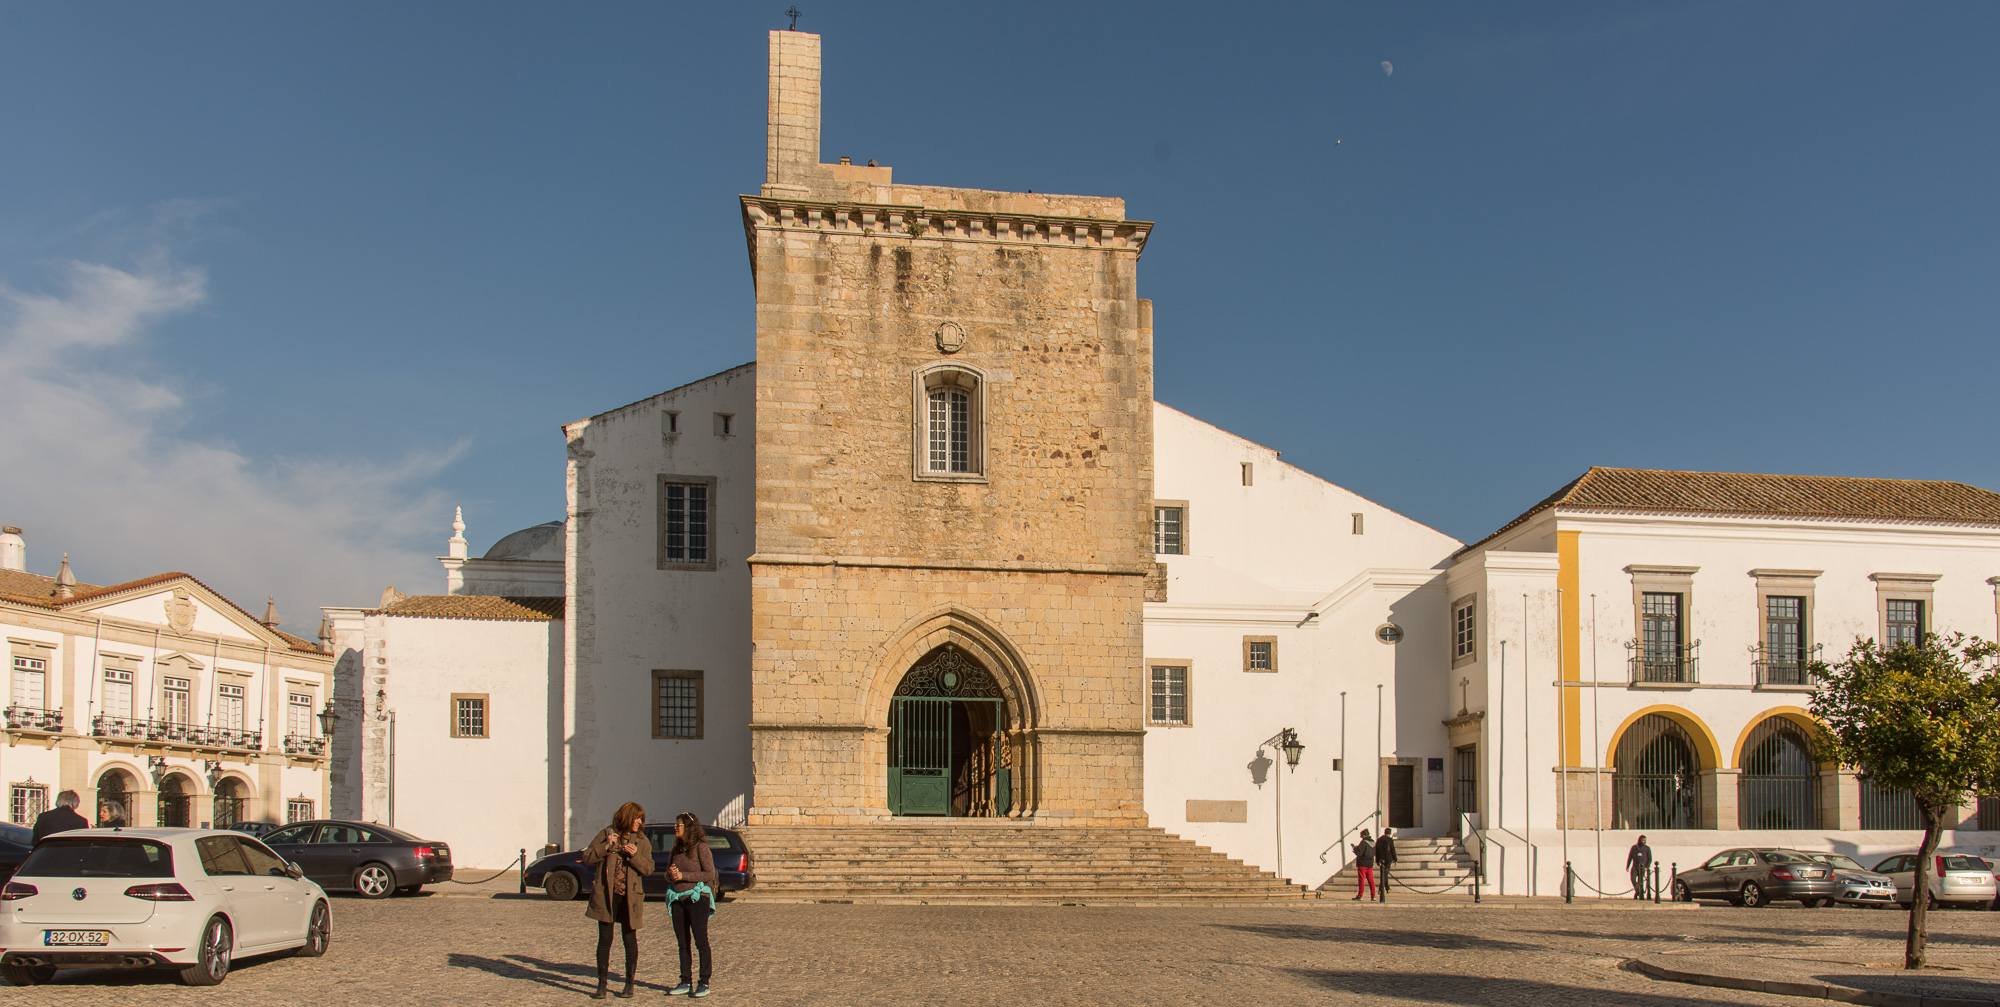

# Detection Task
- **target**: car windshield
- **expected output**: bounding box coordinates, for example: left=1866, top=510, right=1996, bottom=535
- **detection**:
left=0, top=823, right=31, bottom=846
left=1761, top=850, right=1815, bottom=864
left=1809, top=854, right=1865, bottom=871
left=1940, top=856, right=1986, bottom=872
left=18, top=838, right=174, bottom=878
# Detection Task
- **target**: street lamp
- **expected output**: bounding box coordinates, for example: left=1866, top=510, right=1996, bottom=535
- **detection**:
left=1279, top=727, right=1305, bottom=771
left=316, top=701, right=339, bottom=736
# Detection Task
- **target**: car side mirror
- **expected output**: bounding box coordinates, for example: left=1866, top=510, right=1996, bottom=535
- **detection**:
left=284, top=862, right=304, bottom=879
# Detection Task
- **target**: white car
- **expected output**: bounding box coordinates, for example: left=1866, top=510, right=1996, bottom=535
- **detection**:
left=0, top=828, right=330, bottom=986
left=1871, top=852, right=1998, bottom=909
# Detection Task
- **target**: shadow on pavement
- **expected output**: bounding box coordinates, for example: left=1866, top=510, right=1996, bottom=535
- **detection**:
left=1216, top=924, right=1542, bottom=952
left=1283, top=968, right=1775, bottom=1006
left=1514, top=928, right=1799, bottom=946
left=1819, top=973, right=2000, bottom=999
left=446, top=953, right=673, bottom=995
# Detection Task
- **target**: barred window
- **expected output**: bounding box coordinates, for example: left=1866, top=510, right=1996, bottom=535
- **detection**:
left=10, top=784, right=48, bottom=825
left=1243, top=637, right=1277, bottom=672
left=653, top=670, right=703, bottom=739
left=11, top=655, right=46, bottom=710
left=1452, top=599, right=1476, bottom=661
left=451, top=694, right=488, bottom=739
left=657, top=476, right=716, bottom=569
left=286, top=799, right=314, bottom=824
left=915, top=367, right=983, bottom=479
left=1153, top=506, right=1184, bottom=555
left=928, top=387, right=971, bottom=473
left=1149, top=665, right=1189, bottom=725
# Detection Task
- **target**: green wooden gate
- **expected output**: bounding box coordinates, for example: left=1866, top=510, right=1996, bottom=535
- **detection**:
left=887, top=646, right=1010, bottom=817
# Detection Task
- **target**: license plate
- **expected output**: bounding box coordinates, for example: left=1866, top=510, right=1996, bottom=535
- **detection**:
left=44, top=930, right=110, bottom=946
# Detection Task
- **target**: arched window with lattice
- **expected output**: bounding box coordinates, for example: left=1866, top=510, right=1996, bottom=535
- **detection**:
left=912, top=364, right=985, bottom=480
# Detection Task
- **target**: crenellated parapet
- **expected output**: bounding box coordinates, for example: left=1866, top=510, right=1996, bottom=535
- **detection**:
left=740, top=195, right=1152, bottom=275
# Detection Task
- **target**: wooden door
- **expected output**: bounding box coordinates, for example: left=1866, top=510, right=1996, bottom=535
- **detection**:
left=1388, top=765, right=1415, bottom=828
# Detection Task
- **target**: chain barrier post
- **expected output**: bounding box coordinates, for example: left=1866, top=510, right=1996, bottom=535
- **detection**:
left=1669, top=862, right=1677, bottom=902
left=1564, top=861, right=1574, bottom=904
left=1652, top=862, right=1661, bottom=903
left=1472, top=858, right=1481, bottom=904
left=518, top=849, right=527, bottom=894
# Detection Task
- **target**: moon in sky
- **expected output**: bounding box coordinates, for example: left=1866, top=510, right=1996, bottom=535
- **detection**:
left=1381, top=60, right=1394, bottom=76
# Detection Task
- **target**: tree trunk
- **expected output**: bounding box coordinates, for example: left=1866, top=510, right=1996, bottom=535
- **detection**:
left=1906, top=805, right=1943, bottom=970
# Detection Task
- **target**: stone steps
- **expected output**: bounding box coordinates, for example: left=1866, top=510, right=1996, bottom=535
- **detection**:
left=736, top=821, right=1310, bottom=903
left=1317, top=836, right=1480, bottom=895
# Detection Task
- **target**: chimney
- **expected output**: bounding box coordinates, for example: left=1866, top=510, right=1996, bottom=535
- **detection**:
left=54, top=553, right=76, bottom=599
left=448, top=506, right=468, bottom=560
left=318, top=613, right=334, bottom=648
left=0, top=526, right=22, bottom=573
left=764, top=30, right=821, bottom=197
left=262, top=596, right=281, bottom=628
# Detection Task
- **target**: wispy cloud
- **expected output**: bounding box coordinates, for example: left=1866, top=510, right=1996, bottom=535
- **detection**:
left=0, top=243, right=458, bottom=627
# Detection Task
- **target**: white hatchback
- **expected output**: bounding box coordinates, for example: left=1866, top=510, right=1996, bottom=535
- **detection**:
left=1872, top=852, right=1999, bottom=909
left=0, top=828, right=330, bottom=986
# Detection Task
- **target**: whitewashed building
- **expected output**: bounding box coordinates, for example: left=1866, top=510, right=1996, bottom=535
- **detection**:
left=0, top=527, right=334, bottom=833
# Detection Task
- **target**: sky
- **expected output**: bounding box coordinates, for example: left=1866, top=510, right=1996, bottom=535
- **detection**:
left=2, top=2, right=1996, bottom=626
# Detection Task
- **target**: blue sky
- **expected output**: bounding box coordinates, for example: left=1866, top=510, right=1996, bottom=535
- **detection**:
left=2, top=2, right=1996, bottom=619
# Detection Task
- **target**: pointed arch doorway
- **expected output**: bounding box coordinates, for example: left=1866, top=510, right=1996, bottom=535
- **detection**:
left=887, top=645, right=1010, bottom=817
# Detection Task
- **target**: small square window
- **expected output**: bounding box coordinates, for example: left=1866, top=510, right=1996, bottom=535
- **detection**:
left=10, top=784, right=48, bottom=825
left=451, top=694, right=489, bottom=738
left=1241, top=462, right=1254, bottom=486
left=1149, top=664, right=1190, bottom=726
left=713, top=412, right=734, bottom=437
left=1243, top=636, right=1277, bottom=673
left=663, top=410, right=680, bottom=435
left=285, top=799, right=315, bottom=824
left=1351, top=512, right=1364, bottom=535
left=653, top=670, right=704, bottom=739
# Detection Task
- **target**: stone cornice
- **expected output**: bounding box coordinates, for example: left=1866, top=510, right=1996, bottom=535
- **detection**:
left=739, top=195, right=1153, bottom=260
left=747, top=552, right=1152, bottom=577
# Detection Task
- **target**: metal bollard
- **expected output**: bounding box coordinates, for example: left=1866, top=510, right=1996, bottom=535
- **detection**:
left=518, top=849, right=527, bottom=894
left=1669, top=862, right=1677, bottom=902
left=1653, top=862, right=1662, bottom=903
left=1473, top=862, right=1482, bottom=904
left=1564, top=861, right=1574, bottom=904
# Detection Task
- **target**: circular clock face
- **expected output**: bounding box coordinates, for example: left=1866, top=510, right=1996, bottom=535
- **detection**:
left=1375, top=623, right=1404, bottom=644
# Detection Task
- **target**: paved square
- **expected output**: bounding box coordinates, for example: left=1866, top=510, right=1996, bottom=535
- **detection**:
left=12, top=890, right=2000, bottom=1005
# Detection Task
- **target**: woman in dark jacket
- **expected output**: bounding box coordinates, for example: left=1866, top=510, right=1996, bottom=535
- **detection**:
left=582, top=802, right=655, bottom=999
left=664, top=812, right=720, bottom=998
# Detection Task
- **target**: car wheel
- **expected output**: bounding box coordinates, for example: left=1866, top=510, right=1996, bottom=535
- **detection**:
left=352, top=863, right=394, bottom=899
left=295, top=901, right=331, bottom=958
left=1740, top=882, right=1765, bottom=908
left=1671, top=880, right=1692, bottom=903
left=0, top=963, right=56, bottom=986
left=175, top=916, right=232, bottom=986
left=544, top=869, right=580, bottom=902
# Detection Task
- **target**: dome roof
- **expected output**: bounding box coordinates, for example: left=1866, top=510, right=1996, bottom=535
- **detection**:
left=483, top=521, right=564, bottom=562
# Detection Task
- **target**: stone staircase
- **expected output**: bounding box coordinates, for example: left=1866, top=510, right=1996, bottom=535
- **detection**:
left=734, top=819, right=1312, bottom=904
left=1317, top=836, right=1480, bottom=897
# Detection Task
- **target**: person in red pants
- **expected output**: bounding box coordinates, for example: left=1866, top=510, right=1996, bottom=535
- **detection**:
left=1351, top=828, right=1377, bottom=900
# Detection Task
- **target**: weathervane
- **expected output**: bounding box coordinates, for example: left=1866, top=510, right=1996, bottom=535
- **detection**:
left=785, top=6, right=802, bottom=30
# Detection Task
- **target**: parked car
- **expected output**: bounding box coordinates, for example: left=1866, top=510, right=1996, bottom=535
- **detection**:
left=0, top=828, right=330, bottom=987
left=226, top=822, right=278, bottom=838
left=258, top=820, right=452, bottom=899
left=1871, top=853, right=1996, bottom=909
left=1803, top=853, right=1898, bottom=907
left=0, top=824, right=31, bottom=884
left=525, top=825, right=753, bottom=902
left=1671, top=848, right=1839, bottom=907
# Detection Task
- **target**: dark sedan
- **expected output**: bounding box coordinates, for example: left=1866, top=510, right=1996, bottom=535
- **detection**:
left=0, top=824, right=28, bottom=883
left=261, top=819, right=453, bottom=898
left=1673, top=848, right=1839, bottom=907
left=525, top=825, right=752, bottom=901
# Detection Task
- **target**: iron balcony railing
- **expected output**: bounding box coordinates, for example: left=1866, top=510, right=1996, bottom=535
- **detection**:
left=1751, top=642, right=1822, bottom=687
left=4, top=706, right=63, bottom=732
left=283, top=734, right=327, bottom=757
left=90, top=716, right=262, bottom=751
left=1626, top=639, right=1700, bottom=684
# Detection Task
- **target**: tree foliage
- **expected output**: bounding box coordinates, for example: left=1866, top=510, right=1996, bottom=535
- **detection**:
left=1809, top=633, right=2000, bottom=969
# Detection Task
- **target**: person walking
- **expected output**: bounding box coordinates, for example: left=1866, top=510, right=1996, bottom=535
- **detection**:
left=97, top=801, right=126, bottom=829
left=31, top=790, right=88, bottom=844
left=1374, top=828, right=1398, bottom=902
left=1627, top=834, right=1653, bottom=899
left=664, top=812, right=719, bottom=998
left=582, top=802, right=654, bottom=1000
left=1350, top=828, right=1377, bottom=901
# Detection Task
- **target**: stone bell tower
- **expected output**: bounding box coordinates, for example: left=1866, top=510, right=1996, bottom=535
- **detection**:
left=743, top=30, right=1157, bottom=825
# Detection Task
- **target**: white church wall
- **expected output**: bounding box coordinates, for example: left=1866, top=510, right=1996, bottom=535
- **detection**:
left=1142, top=404, right=1462, bottom=887
left=563, top=364, right=756, bottom=846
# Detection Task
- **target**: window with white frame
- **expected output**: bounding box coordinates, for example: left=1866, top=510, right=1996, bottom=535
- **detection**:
left=654, top=670, right=703, bottom=739
left=215, top=683, right=245, bottom=732
left=286, top=799, right=314, bottom=824
left=451, top=694, right=488, bottom=739
left=1149, top=665, right=1189, bottom=725
left=9, top=783, right=47, bottom=825
left=288, top=693, right=313, bottom=740
left=102, top=669, right=133, bottom=721
left=1153, top=505, right=1185, bottom=555
left=915, top=367, right=983, bottom=479
left=657, top=476, right=716, bottom=570
left=162, top=677, right=191, bottom=725
left=10, top=656, right=46, bottom=710
left=1452, top=598, right=1476, bottom=663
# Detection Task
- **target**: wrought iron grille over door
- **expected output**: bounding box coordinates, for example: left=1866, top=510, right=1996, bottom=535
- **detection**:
left=1612, top=714, right=1702, bottom=829
left=887, top=646, right=1008, bottom=817
left=1738, top=718, right=1819, bottom=829
left=1452, top=745, right=1477, bottom=835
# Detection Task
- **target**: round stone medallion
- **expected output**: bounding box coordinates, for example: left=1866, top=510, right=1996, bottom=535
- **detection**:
left=935, top=321, right=966, bottom=354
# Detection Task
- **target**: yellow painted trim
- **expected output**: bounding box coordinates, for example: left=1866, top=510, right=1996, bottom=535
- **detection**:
left=1728, top=706, right=1832, bottom=769
left=1558, top=530, right=1582, bottom=766
left=1606, top=704, right=1724, bottom=772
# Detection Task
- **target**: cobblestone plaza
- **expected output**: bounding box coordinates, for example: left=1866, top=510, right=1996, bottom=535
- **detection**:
left=15, top=887, right=1998, bottom=1005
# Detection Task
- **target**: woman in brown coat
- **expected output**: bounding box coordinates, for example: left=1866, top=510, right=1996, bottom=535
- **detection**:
left=582, top=802, right=654, bottom=999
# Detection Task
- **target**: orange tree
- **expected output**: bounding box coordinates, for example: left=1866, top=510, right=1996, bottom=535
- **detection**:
left=1809, top=633, right=2000, bottom=969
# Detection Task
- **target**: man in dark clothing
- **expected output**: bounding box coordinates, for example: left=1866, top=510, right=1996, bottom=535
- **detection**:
left=32, top=790, right=89, bottom=844
left=1350, top=829, right=1377, bottom=901
left=1627, top=835, right=1653, bottom=899
left=1374, top=829, right=1398, bottom=902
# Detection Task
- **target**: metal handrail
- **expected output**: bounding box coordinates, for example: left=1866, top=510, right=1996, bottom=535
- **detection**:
left=90, top=715, right=262, bottom=751
left=4, top=706, right=63, bottom=732
left=1749, top=642, right=1821, bottom=686
left=1625, top=638, right=1701, bottom=684
left=1319, top=810, right=1383, bottom=863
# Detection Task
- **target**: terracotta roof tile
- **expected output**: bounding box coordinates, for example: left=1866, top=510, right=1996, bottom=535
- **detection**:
left=0, top=569, right=329, bottom=654
left=0, top=568, right=101, bottom=604
left=1459, top=467, right=2000, bottom=557
left=375, top=595, right=564, bottom=622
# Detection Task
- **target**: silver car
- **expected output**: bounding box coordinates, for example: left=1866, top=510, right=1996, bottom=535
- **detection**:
left=1805, top=853, right=1897, bottom=907
left=1872, top=852, right=1997, bottom=909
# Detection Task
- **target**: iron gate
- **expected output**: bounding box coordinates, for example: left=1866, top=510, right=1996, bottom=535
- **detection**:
left=1612, top=714, right=1702, bottom=829
left=887, top=646, right=1010, bottom=817
left=1738, top=718, right=1819, bottom=829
